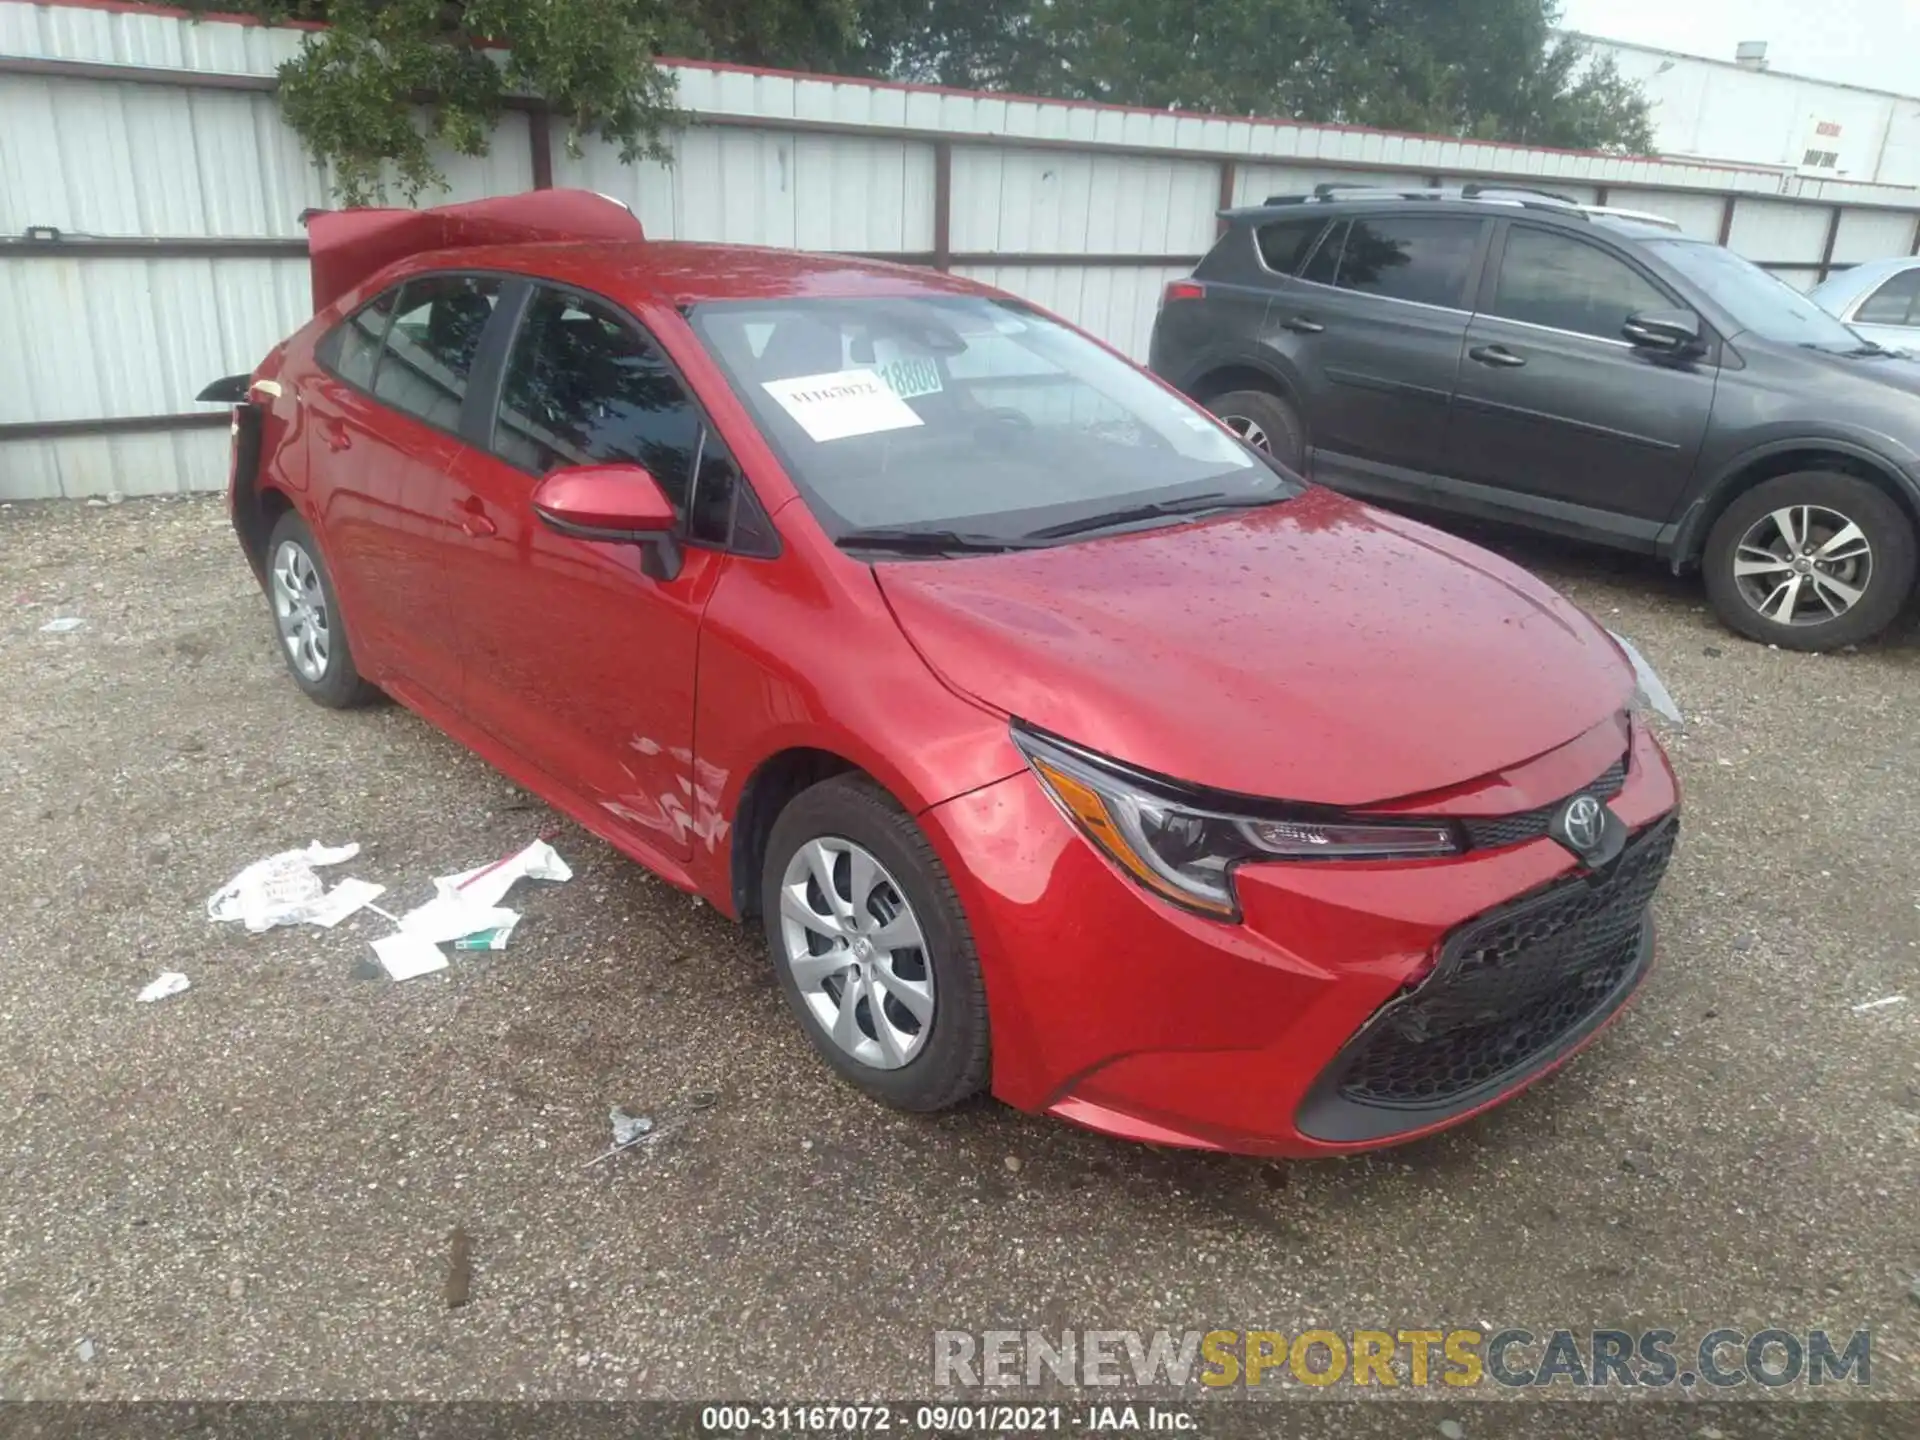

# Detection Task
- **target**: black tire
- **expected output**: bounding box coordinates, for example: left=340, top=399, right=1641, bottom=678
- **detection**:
left=1702, top=471, right=1917, bottom=651
left=263, top=510, right=379, bottom=708
left=1207, top=387, right=1306, bottom=472
left=760, top=775, right=989, bottom=1112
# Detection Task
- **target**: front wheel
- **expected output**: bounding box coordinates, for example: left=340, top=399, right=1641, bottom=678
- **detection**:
left=1207, top=388, right=1306, bottom=473
left=1702, top=471, right=1916, bottom=651
left=760, top=776, right=989, bottom=1111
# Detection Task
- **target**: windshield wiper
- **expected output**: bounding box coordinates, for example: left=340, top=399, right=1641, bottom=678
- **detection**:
left=836, top=526, right=1047, bottom=555
left=1022, top=490, right=1279, bottom=541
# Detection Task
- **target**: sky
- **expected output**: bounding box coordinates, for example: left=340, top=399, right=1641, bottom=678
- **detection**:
left=1558, top=0, right=1920, bottom=94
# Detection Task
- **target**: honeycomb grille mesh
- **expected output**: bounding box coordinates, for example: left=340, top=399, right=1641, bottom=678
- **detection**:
left=1459, top=755, right=1628, bottom=851
left=1331, top=819, right=1677, bottom=1109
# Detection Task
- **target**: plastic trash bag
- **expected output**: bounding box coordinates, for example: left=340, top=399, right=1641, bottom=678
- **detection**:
left=207, top=841, right=362, bottom=933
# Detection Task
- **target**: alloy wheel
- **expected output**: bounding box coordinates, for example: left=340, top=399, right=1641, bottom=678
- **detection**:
left=1731, top=504, right=1873, bottom=626
left=778, top=837, right=934, bottom=1070
left=271, top=539, right=331, bottom=681
left=1221, top=415, right=1271, bottom=453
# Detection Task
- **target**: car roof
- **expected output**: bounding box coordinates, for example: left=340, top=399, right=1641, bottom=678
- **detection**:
left=1223, top=194, right=1684, bottom=245
left=1808, top=254, right=1920, bottom=306
left=394, top=239, right=991, bottom=308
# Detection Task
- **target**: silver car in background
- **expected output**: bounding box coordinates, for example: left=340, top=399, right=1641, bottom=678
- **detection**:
left=1810, top=257, right=1920, bottom=356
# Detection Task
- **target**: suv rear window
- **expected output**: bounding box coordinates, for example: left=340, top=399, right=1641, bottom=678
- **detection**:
left=1255, top=219, right=1325, bottom=275
left=1303, top=216, right=1483, bottom=309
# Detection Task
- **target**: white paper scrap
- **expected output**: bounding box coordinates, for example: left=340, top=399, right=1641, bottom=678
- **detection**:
left=761, top=368, right=924, bottom=443
left=306, top=877, right=387, bottom=929
left=436, top=838, right=572, bottom=910
left=39, top=617, right=86, bottom=634
left=1852, top=995, right=1907, bottom=1012
left=137, top=971, right=190, bottom=1004
left=371, top=931, right=449, bottom=981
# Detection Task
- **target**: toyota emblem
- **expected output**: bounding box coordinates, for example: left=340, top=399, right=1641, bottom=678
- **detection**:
left=1561, top=795, right=1604, bottom=853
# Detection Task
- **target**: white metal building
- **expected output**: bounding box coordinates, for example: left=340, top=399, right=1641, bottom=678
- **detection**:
left=1581, top=34, right=1920, bottom=190
left=4, top=0, right=1920, bottom=499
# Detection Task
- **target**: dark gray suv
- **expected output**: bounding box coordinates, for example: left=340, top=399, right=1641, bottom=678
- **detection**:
left=1149, top=185, right=1920, bottom=650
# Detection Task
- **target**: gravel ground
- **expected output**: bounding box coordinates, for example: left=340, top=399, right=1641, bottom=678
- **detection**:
left=1, top=496, right=1916, bottom=1433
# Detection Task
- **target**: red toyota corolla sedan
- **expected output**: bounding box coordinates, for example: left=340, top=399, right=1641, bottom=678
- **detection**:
left=204, top=190, right=1680, bottom=1157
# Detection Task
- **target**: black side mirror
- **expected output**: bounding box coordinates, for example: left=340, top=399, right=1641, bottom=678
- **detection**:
left=1622, top=308, right=1703, bottom=355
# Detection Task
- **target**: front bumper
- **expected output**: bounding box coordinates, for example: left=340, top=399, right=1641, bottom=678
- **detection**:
left=922, top=717, right=1679, bottom=1158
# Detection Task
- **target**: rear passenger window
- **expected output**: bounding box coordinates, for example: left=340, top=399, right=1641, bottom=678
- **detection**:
left=1857, top=270, right=1920, bottom=326
left=317, top=286, right=399, bottom=390
left=372, top=275, right=502, bottom=431
left=1490, top=227, right=1671, bottom=340
left=1329, top=217, right=1483, bottom=309
left=492, top=288, right=705, bottom=515
left=1255, top=219, right=1325, bottom=275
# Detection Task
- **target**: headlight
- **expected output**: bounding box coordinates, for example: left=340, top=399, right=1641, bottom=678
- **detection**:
left=1606, top=630, right=1683, bottom=725
left=1012, top=727, right=1461, bottom=919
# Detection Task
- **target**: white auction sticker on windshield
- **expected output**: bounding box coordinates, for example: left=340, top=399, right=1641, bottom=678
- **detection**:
left=761, top=368, right=924, bottom=443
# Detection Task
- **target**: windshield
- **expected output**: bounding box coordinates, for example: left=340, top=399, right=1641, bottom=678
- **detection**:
left=688, top=295, right=1294, bottom=543
left=1646, top=239, right=1867, bottom=349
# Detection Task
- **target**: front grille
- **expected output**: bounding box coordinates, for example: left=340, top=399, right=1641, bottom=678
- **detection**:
left=1303, top=818, right=1677, bottom=1133
left=1459, top=755, right=1627, bottom=850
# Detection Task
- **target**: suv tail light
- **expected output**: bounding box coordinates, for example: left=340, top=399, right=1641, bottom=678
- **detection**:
left=1162, top=280, right=1206, bottom=306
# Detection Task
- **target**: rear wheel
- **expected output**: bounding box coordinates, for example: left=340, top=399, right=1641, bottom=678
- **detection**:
left=760, top=776, right=989, bottom=1111
left=1703, top=471, right=1916, bottom=651
left=1207, top=388, right=1306, bottom=472
left=265, top=510, right=378, bottom=708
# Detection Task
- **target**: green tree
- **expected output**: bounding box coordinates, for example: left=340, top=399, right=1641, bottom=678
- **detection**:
left=199, top=0, right=1649, bottom=206
left=835, top=0, right=1649, bottom=151
left=195, top=1, right=856, bottom=205
left=1330, top=0, right=1655, bottom=150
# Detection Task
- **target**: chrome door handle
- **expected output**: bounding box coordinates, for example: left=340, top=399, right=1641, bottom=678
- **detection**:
left=1281, top=315, right=1325, bottom=334
left=1469, top=344, right=1526, bottom=369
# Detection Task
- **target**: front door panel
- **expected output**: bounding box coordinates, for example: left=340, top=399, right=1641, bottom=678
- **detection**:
left=1444, top=224, right=1716, bottom=525
left=441, top=448, right=721, bottom=859
left=1444, top=316, right=1716, bottom=522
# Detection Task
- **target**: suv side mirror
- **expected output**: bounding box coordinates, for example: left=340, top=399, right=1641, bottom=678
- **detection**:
left=532, top=463, right=683, bottom=581
left=1622, top=308, right=1703, bottom=355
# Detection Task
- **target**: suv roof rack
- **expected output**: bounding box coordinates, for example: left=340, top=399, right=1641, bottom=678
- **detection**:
left=1581, top=204, right=1684, bottom=231
left=1457, top=182, right=1578, bottom=207
left=1255, top=182, right=1594, bottom=221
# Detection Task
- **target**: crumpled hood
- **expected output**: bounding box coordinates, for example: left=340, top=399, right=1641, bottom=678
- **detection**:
left=876, top=487, right=1633, bottom=807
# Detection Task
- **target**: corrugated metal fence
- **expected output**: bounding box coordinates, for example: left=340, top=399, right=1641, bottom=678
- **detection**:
left=4, top=0, right=1919, bottom=499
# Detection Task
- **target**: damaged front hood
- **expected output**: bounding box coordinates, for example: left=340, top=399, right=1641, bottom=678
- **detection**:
left=877, top=488, right=1633, bottom=807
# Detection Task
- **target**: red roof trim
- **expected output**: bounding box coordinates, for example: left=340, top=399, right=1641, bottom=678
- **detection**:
left=26, top=0, right=1785, bottom=179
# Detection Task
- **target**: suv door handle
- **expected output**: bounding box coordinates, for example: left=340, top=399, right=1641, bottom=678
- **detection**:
left=457, top=496, right=497, bottom=539
left=1281, top=315, right=1325, bottom=334
left=316, top=416, right=352, bottom=452
left=1468, top=344, right=1526, bottom=369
